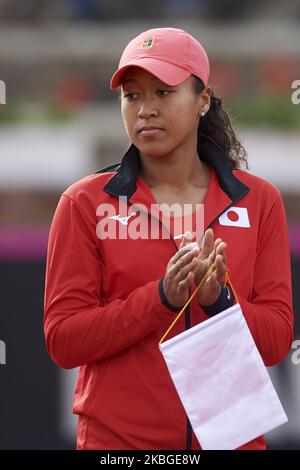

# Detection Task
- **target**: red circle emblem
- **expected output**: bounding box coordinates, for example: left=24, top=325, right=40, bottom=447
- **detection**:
left=227, top=210, right=239, bottom=222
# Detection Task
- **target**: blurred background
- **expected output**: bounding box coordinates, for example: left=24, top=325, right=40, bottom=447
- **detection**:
left=0, top=0, right=299, bottom=450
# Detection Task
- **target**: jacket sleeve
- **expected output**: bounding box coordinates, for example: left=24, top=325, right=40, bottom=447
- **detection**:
left=44, top=194, right=175, bottom=369
left=236, top=190, right=294, bottom=367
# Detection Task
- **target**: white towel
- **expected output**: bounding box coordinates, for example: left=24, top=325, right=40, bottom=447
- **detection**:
left=159, top=303, right=287, bottom=450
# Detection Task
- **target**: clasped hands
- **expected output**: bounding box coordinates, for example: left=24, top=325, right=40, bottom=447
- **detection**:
left=163, top=228, right=228, bottom=309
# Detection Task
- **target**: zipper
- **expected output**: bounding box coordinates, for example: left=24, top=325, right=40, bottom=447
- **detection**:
left=185, top=200, right=248, bottom=450
left=128, top=202, right=193, bottom=450
left=128, top=198, right=244, bottom=451
left=185, top=300, right=193, bottom=451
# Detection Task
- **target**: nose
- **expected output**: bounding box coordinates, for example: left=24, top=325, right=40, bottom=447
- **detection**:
left=137, top=97, right=158, bottom=119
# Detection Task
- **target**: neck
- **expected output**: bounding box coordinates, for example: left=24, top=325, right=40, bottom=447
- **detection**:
left=138, top=142, right=210, bottom=190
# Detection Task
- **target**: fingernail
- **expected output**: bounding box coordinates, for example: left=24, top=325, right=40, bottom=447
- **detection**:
left=184, top=231, right=193, bottom=239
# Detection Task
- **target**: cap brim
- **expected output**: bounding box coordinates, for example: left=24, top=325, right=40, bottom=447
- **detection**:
left=110, top=58, right=191, bottom=90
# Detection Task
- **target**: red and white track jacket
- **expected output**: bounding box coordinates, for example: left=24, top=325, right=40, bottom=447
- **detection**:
left=44, top=137, right=293, bottom=450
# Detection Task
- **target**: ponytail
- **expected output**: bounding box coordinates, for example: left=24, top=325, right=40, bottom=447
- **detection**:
left=193, top=76, right=249, bottom=170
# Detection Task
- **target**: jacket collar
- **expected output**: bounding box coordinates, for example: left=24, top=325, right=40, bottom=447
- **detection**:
left=103, top=136, right=249, bottom=203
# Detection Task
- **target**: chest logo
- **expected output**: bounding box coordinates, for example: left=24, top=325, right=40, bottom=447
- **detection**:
left=218, top=207, right=250, bottom=228
left=108, top=212, right=137, bottom=225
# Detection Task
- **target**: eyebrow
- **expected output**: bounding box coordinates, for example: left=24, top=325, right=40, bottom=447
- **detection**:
left=122, top=77, right=161, bottom=85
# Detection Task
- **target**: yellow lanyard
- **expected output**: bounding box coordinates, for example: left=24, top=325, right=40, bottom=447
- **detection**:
left=159, top=269, right=239, bottom=346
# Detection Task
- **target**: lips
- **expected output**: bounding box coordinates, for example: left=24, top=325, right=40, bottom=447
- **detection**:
left=138, top=126, right=164, bottom=133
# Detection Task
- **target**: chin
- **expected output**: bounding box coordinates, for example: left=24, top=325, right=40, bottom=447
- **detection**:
left=135, top=141, right=173, bottom=159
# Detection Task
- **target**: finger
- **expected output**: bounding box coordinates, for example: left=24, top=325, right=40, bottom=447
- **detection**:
left=168, top=248, right=199, bottom=281
left=200, top=228, right=214, bottom=258
left=179, top=247, right=200, bottom=266
left=208, top=241, right=226, bottom=269
left=202, top=228, right=214, bottom=251
left=207, top=245, right=218, bottom=268
left=215, top=254, right=227, bottom=281
left=216, top=241, right=227, bottom=255
left=177, top=270, right=194, bottom=291
left=171, top=242, right=199, bottom=265
left=216, top=241, right=227, bottom=264
left=179, top=231, right=193, bottom=249
left=214, top=238, right=222, bottom=251
left=210, top=238, right=223, bottom=263
left=206, top=253, right=226, bottom=283
left=174, top=256, right=199, bottom=283
left=207, top=270, right=220, bottom=289
left=172, top=251, right=199, bottom=280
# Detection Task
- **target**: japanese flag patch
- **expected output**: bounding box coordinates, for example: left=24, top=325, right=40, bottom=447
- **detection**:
left=219, top=207, right=250, bottom=228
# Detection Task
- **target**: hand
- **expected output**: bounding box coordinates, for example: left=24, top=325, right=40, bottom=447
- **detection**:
left=162, top=232, right=200, bottom=309
left=193, top=228, right=228, bottom=306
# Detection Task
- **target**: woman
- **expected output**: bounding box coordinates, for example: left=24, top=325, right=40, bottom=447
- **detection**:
left=44, top=27, right=293, bottom=450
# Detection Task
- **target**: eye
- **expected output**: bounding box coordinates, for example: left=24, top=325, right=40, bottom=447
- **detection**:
left=123, top=92, right=138, bottom=100
left=157, top=90, right=173, bottom=96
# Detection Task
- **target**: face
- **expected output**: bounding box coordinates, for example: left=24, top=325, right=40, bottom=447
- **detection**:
left=120, top=66, right=210, bottom=159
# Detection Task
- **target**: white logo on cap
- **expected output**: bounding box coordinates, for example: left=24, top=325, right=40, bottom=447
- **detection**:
left=219, top=207, right=250, bottom=228
left=141, top=36, right=155, bottom=49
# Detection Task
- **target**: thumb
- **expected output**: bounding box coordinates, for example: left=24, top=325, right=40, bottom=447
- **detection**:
left=179, top=231, right=193, bottom=249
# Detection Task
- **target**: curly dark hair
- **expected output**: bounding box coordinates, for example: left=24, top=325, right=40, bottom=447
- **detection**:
left=193, top=76, right=249, bottom=170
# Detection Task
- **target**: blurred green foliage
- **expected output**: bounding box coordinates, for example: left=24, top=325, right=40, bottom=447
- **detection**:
left=226, top=94, right=300, bottom=130
left=0, top=94, right=299, bottom=129
left=0, top=102, right=74, bottom=125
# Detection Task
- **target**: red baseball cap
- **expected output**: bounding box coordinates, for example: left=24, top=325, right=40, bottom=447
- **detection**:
left=110, top=27, right=210, bottom=90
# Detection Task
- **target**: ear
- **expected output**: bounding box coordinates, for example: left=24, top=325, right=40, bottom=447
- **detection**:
left=198, top=86, right=211, bottom=116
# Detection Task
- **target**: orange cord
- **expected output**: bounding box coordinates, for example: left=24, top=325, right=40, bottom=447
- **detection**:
left=159, top=269, right=238, bottom=346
